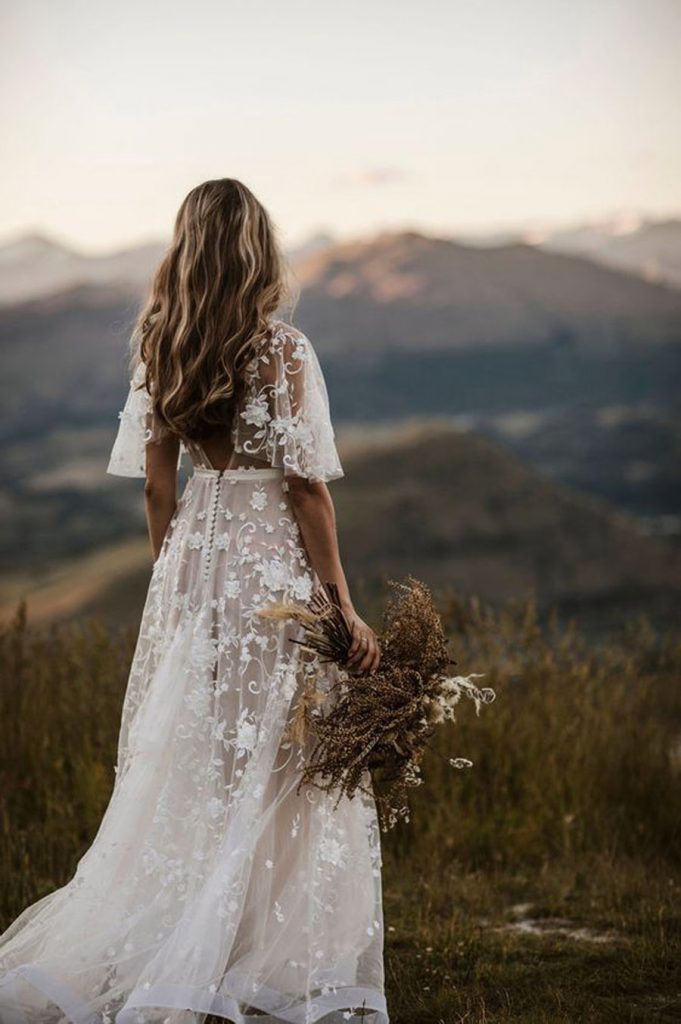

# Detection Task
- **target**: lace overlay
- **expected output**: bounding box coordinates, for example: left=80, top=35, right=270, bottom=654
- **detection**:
left=0, top=326, right=387, bottom=1023
left=105, top=321, right=344, bottom=484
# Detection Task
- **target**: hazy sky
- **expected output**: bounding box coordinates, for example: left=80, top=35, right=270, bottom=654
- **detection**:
left=2, top=0, right=680, bottom=253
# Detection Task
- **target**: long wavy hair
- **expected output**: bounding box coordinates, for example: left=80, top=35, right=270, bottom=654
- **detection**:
left=130, top=178, right=287, bottom=442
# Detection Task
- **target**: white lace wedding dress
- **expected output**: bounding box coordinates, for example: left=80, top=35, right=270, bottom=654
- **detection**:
left=0, top=321, right=388, bottom=1024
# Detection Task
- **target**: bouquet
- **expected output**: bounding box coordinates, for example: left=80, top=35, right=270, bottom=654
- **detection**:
left=259, top=576, right=495, bottom=830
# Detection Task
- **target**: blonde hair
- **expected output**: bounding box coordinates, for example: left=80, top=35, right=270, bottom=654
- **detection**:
left=131, top=178, right=287, bottom=441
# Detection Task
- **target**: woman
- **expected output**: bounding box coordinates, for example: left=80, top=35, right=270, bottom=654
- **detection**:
left=0, top=179, right=388, bottom=1024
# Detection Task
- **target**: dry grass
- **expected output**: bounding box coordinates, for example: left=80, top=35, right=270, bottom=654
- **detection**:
left=1, top=596, right=680, bottom=1022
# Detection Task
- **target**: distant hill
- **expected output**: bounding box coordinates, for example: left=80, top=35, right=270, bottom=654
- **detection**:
left=537, top=218, right=681, bottom=290
left=290, top=234, right=681, bottom=423
left=2, top=424, right=679, bottom=632
left=0, top=233, right=167, bottom=307
left=3, top=217, right=680, bottom=310
left=478, top=405, right=681, bottom=526
left=0, top=282, right=140, bottom=438
left=292, top=231, right=681, bottom=357
left=0, top=230, right=336, bottom=308
left=5, top=230, right=680, bottom=441
left=332, top=424, right=681, bottom=623
left=1, top=229, right=680, bottom=552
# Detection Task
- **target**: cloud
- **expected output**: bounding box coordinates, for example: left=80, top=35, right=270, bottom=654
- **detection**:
left=334, top=165, right=412, bottom=189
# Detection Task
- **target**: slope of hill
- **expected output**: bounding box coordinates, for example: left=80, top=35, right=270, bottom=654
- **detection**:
left=293, top=231, right=681, bottom=357
left=0, top=283, right=139, bottom=437
left=3, top=425, right=679, bottom=632
left=2, top=229, right=681, bottom=551
left=0, top=230, right=335, bottom=308
left=0, top=233, right=166, bottom=307
left=332, top=424, right=681, bottom=618
left=480, top=405, right=681, bottom=525
left=4, top=231, right=680, bottom=443
left=539, top=218, right=681, bottom=289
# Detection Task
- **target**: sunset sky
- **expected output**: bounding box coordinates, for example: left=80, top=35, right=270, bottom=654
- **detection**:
left=2, top=0, right=680, bottom=253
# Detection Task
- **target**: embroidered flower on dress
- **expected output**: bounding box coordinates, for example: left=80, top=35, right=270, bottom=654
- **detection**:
left=250, top=487, right=268, bottom=511
left=240, top=395, right=270, bottom=429
left=213, top=719, right=228, bottom=744
left=259, top=558, right=290, bottom=593
left=318, top=836, right=350, bottom=869
left=291, top=573, right=313, bottom=602
left=190, top=633, right=219, bottom=673
left=234, top=709, right=258, bottom=757
left=184, top=683, right=212, bottom=718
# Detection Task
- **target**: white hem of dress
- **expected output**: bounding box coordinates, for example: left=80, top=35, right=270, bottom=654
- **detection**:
left=0, top=965, right=389, bottom=1024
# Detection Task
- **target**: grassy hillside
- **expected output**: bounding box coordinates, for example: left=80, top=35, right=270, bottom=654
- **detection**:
left=0, top=283, right=139, bottom=438
left=1, top=599, right=680, bottom=1022
left=2, top=424, right=680, bottom=633
left=482, top=405, right=681, bottom=523
left=331, top=424, right=681, bottom=628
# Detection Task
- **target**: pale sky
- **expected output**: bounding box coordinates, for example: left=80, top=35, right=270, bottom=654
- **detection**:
left=2, top=0, right=680, bottom=253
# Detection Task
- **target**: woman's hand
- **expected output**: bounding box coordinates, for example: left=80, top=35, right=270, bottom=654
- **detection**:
left=342, top=604, right=381, bottom=675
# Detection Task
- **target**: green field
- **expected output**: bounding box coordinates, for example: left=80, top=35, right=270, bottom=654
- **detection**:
left=1, top=596, right=680, bottom=1023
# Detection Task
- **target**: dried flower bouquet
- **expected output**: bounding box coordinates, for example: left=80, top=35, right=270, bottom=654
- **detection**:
left=259, top=576, right=495, bottom=830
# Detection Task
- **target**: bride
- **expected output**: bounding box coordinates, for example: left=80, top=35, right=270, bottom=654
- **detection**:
left=0, top=179, right=388, bottom=1024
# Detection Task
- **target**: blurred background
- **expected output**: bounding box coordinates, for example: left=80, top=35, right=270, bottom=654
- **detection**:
left=2, top=4, right=681, bottom=1020
left=1, top=0, right=680, bottom=634
left=1, top=2, right=679, bottom=638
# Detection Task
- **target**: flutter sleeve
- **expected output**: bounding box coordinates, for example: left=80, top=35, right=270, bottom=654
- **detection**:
left=106, top=361, right=182, bottom=477
left=232, top=323, right=344, bottom=483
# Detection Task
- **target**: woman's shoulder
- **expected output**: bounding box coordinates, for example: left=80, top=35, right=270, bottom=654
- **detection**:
left=266, top=318, right=309, bottom=349
left=251, top=318, right=313, bottom=366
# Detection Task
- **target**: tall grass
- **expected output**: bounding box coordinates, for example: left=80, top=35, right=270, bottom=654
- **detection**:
left=1, top=597, right=680, bottom=1022
left=404, top=594, right=681, bottom=870
left=0, top=604, right=133, bottom=916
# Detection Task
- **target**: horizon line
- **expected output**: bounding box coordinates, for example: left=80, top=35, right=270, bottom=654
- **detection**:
left=2, top=207, right=681, bottom=258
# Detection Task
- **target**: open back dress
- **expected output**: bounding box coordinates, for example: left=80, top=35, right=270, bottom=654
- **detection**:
left=0, top=320, right=388, bottom=1024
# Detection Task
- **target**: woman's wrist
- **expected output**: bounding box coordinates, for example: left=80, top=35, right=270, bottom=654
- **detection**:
left=321, top=579, right=354, bottom=615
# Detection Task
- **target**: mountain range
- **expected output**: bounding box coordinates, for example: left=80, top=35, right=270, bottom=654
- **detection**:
left=1, top=227, right=679, bottom=629
left=1, top=216, right=680, bottom=308
left=536, top=217, right=681, bottom=289
left=292, top=230, right=681, bottom=356
left=0, top=233, right=166, bottom=307
left=3, top=229, right=680, bottom=439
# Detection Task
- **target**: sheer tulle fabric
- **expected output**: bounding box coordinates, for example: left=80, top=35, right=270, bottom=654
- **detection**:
left=0, top=324, right=387, bottom=1023
left=105, top=321, right=344, bottom=485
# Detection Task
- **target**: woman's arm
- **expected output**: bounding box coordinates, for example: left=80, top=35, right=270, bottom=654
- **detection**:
left=144, top=434, right=180, bottom=561
left=286, top=476, right=380, bottom=675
